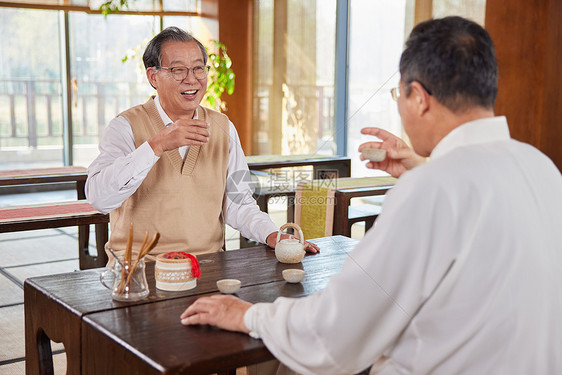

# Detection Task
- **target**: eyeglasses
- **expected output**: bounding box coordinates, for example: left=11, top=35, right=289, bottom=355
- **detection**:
left=157, top=65, right=210, bottom=81
left=390, top=81, right=432, bottom=102
left=390, top=87, right=400, bottom=101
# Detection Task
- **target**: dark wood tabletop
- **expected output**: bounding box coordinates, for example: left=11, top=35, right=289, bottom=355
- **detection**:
left=246, top=154, right=351, bottom=179
left=25, top=235, right=358, bottom=374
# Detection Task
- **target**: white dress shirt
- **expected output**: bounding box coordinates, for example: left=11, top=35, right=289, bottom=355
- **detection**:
left=244, top=116, right=562, bottom=374
left=86, top=96, right=278, bottom=244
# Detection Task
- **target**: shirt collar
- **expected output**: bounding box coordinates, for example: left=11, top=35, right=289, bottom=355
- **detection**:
left=153, top=95, right=198, bottom=127
left=430, top=116, right=511, bottom=160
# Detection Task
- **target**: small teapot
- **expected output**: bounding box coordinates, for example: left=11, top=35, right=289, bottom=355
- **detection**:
left=275, top=223, right=306, bottom=264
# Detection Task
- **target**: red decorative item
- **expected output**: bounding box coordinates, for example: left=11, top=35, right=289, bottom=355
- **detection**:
left=162, top=251, right=201, bottom=279
left=186, top=253, right=201, bottom=279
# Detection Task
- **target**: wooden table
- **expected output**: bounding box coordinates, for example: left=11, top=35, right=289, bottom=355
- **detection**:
left=24, top=235, right=358, bottom=374
left=246, top=154, right=351, bottom=179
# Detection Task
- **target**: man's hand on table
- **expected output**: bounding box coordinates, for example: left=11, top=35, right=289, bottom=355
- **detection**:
left=266, top=232, right=320, bottom=253
left=180, top=294, right=251, bottom=333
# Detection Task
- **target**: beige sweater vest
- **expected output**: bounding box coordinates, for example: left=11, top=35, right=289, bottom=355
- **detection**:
left=107, top=98, right=229, bottom=261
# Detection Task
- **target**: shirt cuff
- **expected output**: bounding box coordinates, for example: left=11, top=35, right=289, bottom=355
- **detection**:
left=260, top=222, right=280, bottom=245
left=244, top=304, right=262, bottom=339
left=137, top=141, right=160, bottom=165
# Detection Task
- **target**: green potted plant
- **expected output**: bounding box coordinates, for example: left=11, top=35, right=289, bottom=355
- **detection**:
left=205, top=40, right=235, bottom=112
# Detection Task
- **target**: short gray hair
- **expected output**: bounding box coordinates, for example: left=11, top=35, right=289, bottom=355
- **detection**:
left=142, top=26, right=208, bottom=69
left=399, top=16, right=498, bottom=113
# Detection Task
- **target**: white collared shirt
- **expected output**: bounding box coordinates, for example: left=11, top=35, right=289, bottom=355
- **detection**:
left=245, top=116, right=562, bottom=374
left=85, top=96, right=278, bottom=244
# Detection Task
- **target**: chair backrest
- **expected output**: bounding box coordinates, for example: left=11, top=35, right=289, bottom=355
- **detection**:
left=294, top=181, right=337, bottom=239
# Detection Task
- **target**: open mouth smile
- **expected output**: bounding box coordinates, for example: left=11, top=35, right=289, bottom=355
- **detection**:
left=181, top=89, right=198, bottom=97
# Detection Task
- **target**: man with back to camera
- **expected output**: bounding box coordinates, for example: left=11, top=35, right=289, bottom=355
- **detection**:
left=179, top=16, right=562, bottom=374
left=86, top=26, right=319, bottom=262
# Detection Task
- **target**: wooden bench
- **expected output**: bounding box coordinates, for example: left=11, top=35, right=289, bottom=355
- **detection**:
left=0, top=167, right=110, bottom=269
left=0, top=201, right=109, bottom=269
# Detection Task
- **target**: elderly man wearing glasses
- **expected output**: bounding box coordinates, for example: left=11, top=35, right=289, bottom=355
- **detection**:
left=86, top=26, right=319, bottom=264
left=180, top=16, right=562, bottom=374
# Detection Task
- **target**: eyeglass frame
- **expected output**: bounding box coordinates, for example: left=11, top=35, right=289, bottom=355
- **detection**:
left=390, top=80, right=433, bottom=102
left=156, top=65, right=210, bottom=81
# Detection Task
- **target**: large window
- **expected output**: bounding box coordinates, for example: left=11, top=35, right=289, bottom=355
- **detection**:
left=0, top=8, right=65, bottom=169
left=0, top=0, right=486, bottom=171
left=69, top=13, right=157, bottom=167
left=253, top=0, right=337, bottom=156
left=346, top=0, right=485, bottom=177
left=0, top=1, right=218, bottom=170
left=347, top=0, right=407, bottom=177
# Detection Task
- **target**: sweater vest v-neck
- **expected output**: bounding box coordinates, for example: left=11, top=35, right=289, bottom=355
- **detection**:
left=108, top=98, right=229, bottom=260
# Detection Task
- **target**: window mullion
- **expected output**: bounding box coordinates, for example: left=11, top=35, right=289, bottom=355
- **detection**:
left=60, top=10, right=73, bottom=166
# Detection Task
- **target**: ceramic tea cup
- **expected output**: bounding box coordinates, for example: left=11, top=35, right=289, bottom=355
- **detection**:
left=361, top=148, right=387, bottom=162
left=217, top=279, right=241, bottom=294
left=282, top=269, right=305, bottom=283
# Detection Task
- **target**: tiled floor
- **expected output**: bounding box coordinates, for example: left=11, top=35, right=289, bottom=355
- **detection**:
left=0, top=190, right=367, bottom=374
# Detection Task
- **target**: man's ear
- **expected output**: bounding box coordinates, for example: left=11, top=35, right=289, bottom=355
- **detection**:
left=409, top=81, right=431, bottom=117
left=146, top=67, right=158, bottom=90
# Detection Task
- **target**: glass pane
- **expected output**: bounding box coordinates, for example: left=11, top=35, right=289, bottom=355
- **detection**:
left=163, top=16, right=219, bottom=47
left=68, top=13, right=157, bottom=167
left=90, top=0, right=158, bottom=12
left=0, top=8, right=64, bottom=170
left=347, top=0, right=406, bottom=177
left=253, top=0, right=274, bottom=154
left=253, top=0, right=337, bottom=156
left=163, top=0, right=200, bottom=12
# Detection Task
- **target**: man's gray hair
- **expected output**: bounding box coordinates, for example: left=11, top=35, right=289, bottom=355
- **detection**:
left=143, top=26, right=208, bottom=69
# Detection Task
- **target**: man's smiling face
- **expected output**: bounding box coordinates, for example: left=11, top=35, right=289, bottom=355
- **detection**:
left=147, top=40, right=207, bottom=121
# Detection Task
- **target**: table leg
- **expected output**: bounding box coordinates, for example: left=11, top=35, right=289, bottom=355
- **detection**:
left=95, top=222, right=109, bottom=266
left=25, top=281, right=82, bottom=375
left=78, top=223, right=109, bottom=269
left=76, top=181, right=86, bottom=200
left=240, top=194, right=269, bottom=248
left=25, top=301, right=53, bottom=375
left=333, top=194, right=352, bottom=237
left=76, top=179, right=108, bottom=269
left=365, top=217, right=376, bottom=232
left=287, top=194, right=295, bottom=223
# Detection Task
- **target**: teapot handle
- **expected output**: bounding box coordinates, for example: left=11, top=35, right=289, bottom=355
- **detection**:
left=277, top=223, right=305, bottom=245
